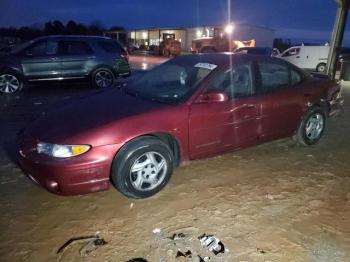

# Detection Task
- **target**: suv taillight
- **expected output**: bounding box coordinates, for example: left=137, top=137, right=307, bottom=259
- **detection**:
left=121, top=53, right=129, bottom=62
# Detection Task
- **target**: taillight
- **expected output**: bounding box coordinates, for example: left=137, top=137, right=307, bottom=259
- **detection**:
left=121, top=53, right=129, bottom=62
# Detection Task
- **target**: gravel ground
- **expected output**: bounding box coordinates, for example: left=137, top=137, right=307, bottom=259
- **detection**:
left=0, top=57, right=349, bottom=262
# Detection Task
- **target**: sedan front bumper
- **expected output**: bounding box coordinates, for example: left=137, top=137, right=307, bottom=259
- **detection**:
left=17, top=135, right=121, bottom=195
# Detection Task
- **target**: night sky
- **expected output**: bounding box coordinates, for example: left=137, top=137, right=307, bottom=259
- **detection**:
left=0, top=0, right=349, bottom=43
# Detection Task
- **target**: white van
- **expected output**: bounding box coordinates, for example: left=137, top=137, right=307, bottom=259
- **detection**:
left=278, top=45, right=330, bottom=72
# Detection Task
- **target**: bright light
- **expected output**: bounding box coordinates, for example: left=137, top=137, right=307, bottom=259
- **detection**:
left=224, top=24, right=234, bottom=34
left=142, top=32, right=148, bottom=39
left=196, top=30, right=202, bottom=38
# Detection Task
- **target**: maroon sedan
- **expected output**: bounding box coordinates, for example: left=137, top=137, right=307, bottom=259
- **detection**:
left=17, top=54, right=342, bottom=198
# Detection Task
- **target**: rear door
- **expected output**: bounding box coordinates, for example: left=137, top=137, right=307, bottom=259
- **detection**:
left=189, top=61, right=259, bottom=159
left=255, top=59, right=306, bottom=141
left=58, top=40, right=95, bottom=78
left=21, top=39, right=61, bottom=80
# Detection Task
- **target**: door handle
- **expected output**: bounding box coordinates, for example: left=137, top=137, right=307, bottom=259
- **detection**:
left=296, top=55, right=300, bottom=58
left=88, top=56, right=96, bottom=59
left=50, top=57, right=59, bottom=61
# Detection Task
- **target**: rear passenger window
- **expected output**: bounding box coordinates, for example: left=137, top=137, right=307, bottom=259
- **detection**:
left=26, top=41, right=47, bottom=56
left=207, top=63, right=254, bottom=98
left=98, top=41, right=125, bottom=53
left=59, top=41, right=93, bottom=55
left=258, top=62, right=290, bottom=93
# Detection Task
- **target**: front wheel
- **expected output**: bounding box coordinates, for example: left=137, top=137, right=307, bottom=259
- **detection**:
left=0, top=72, right=23, bottom=94
left=295, top=107, right=326, bottom=146
left=91, top=68, right=115, bottom=89
left=111, top=137, right=174, bottom=199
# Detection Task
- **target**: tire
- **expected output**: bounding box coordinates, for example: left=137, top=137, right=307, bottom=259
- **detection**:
left=295, top=107, right=326, bottom=146
left=0, top=71, right=23, bottom=94
left=91, top=68, right=115, bottom=89
left=316, top=63, right=327, bottom=73
left=111, top=137, right=174, bottom=199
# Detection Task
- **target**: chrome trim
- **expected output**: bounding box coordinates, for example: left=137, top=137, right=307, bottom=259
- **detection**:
left=28, top=76, right=85, bottom=82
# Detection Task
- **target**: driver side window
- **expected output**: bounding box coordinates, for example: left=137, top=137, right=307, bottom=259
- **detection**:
left=206, top=63, right=254, bottom=98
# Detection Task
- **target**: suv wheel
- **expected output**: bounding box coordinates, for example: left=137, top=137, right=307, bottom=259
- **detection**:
left=111, top=137, right=174, bottom=199
left=0, top=72, right=23, bottom=94
left=91, top=68, right=115, bottom=88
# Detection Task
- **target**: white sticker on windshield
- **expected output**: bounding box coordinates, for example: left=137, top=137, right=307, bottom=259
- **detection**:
left=194, top=63, right=217, bottom=70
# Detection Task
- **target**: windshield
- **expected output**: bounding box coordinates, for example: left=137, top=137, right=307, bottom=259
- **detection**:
left=127, top=56, right=217, bottom=103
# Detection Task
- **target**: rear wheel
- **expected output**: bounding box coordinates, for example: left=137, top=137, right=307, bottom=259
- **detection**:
left=91, top=68, right=115, bottom=88
left=296, top=107, right=326, bottom=146
left=111, top=137, right=174, bottom=199
left=0, top=72, right=23, bottom=94
left=316, top=63, right=327, bottom=73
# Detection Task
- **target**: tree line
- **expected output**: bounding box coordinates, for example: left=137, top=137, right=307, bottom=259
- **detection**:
left=0, top=20, right=124, bottom=41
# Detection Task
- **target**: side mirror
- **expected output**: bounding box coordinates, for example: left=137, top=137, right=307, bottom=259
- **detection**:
left=196, top=92, right=229, bottom=103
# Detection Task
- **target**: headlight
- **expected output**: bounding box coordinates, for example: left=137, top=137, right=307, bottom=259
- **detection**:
left=37, top=142, right=91, bottom=158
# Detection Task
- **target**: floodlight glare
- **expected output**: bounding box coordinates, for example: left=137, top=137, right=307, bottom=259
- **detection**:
left=225, top=24, right=234, bottom=34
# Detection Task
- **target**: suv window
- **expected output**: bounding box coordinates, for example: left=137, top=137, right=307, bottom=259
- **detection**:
left=27, top=41, right=46, bottom=56
left=257, top=62, right=290, bottom=93
left=98, top=40, right=125, bottom=53
left=207, top=63, right=254, bottom=98
left=58, top=40, right=93, bottom=55
left=25, top=40, right=58, bottom=56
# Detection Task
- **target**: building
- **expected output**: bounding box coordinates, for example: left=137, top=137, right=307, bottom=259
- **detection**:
left=126, top=23, right=275, bottom=52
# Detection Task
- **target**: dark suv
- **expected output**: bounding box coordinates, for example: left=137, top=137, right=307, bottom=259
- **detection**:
left=0, top=35, right=130, bottom=94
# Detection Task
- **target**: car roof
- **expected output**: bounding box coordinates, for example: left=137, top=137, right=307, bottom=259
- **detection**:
left=178, top=53, right=279, bottom=67
left=33, top=35, right=111, bottom=42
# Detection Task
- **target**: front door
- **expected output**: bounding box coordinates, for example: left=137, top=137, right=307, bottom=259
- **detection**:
left=189, top=62, right=258, bottom=159
left=21, top=39, right=61, bottom=80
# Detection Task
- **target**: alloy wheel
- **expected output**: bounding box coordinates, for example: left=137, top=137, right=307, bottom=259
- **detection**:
left=129, top=151, right=168, bottom=191
left=94, top=70, right=114, bottom=88
left=305, top=113, right=324, bottom=140
left=0, top=74, right=20, bottom=93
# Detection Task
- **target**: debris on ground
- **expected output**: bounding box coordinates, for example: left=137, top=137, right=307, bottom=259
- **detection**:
left=170, top=232, right=186, bottom=240
left=153, top=228, right=161, bottom=234
left=147, top=228, right=229, bottom=261
left=127, top=258, right=148, bottom=262
left=176, top=249, right=192, bottom=258
left=79, top=238, right=107, bottom=256
left=56, top=235, right=107, bottom=256
left=257, top=247, right=267, bottom=254
left=198, top=234, right=225, bottom=255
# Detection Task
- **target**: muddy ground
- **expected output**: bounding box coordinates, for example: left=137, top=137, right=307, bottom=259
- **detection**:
left=0, top=56, right=349, bottom=262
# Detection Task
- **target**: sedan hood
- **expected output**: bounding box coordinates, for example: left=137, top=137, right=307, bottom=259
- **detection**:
left=27, top=89, right=168, bottom=146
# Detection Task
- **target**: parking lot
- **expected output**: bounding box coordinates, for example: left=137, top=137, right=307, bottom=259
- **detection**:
left=0, top=55, right=350, bottom=261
